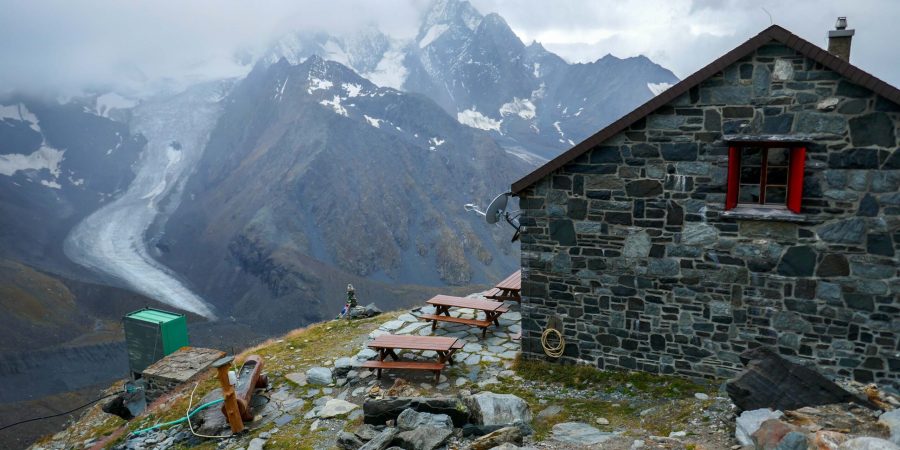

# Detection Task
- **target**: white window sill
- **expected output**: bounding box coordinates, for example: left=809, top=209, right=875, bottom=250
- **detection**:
left=722, top=206, right=807, bottom=223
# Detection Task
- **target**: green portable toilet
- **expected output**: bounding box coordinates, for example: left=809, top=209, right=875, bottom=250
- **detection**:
left=123, top=308, right=189, bottom=378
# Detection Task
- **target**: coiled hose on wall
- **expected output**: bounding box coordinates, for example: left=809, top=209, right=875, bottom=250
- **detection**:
left=541, top=327, right=565, bottom=358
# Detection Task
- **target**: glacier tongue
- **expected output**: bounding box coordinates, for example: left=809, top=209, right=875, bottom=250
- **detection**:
left=64, top=81, right=232, bottom=319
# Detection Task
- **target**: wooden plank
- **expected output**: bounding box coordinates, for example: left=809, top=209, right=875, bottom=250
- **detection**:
left=495, top=270, right=521, bottom=290
left=367, top=334, right=460, bottom=351
left=360, top=360, right=444, bottom=370
left=419, top=314, right=491, bottom=328
left=426, top=295, right=504, bottom=311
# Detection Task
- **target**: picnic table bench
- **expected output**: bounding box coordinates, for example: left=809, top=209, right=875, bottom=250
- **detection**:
left=360, top=335, right=463, bottom=382
left=484, top=270, right=521, bottom=304
left=419, top=295, right=509, bottom=338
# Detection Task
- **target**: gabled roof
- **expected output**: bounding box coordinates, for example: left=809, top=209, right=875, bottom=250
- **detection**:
left=511, top=24, right=900, bottom=194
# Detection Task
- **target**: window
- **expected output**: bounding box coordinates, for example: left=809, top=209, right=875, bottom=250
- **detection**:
left=725, top=145, right=806, bottom=213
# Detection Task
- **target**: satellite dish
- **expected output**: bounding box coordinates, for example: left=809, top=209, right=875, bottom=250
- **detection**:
left=485, top=192, right=509, bottom=225
left=465, top=191, right=521, bottom=242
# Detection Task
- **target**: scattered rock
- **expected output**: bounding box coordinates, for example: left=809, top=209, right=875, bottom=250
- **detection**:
left=726, top=347, right=876, bottom=411
left=839, top=437, right=900, bottom=450
left=333, top=357, right=354, bottom=376
left=358, top=427, right=398, bottom=450
left=396, top=408, right=453, bottom=430
left=879, top=409, right=900, bottom=444
left=695, top=393, right=710, bottom=400
left=306, top=367, right=333, bottom=386
left=736, top=408, right=784, bottom=446
left=285, top=372, right=307, bottom=387
left=752, top=419, right=796, bottom=449
left=317, top=399, right=359, bottom=418
left=777, top=431, right=810, bottom=450
left=468, top=426, right=524, bottom=450
left=247, top=437, right=266, bottom=450
left=464, top=392, right=532, bottom=426
left=462, top=422, right=533, bottom=438
left=551, top=422, right=617, bottom=445
left=534, top=405, right=563, bottom=424
left=596, top=417, right=610, bottom=425
left=393, top=426, right=452, bottom=450
left=337, top=431, right=364, bottom=450
left=363, top=397, right=469, bottom=427
left=815, top=430, right=849, bottom=450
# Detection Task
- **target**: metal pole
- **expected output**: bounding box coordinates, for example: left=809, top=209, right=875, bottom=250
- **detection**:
left=213, top=356, right=244, bottom=434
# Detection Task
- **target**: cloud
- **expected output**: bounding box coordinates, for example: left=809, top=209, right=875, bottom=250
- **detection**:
left=471, top=0, right=900, bottom=86
left=0, top=0, right=422, bottom=96
left=0, top=0, right=897, bottom=97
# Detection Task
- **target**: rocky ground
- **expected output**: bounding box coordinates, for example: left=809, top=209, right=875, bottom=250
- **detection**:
left=29, top=292, right=900, bottom=450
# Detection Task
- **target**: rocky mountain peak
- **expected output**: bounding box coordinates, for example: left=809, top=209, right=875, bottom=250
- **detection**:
left=420, top=0, right=482, bottom=33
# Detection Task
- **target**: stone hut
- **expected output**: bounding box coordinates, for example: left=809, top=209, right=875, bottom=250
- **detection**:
left=511, top=24, right=899, bottom=388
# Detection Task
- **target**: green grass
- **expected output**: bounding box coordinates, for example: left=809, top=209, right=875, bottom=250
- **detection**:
left=483, top=357, right=717, bottom=439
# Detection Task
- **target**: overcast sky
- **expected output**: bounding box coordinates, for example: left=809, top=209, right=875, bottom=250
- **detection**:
left=1, top=0, right=897, bottom=97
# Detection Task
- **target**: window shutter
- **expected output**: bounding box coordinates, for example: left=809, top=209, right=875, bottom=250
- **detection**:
left=787, top=147, right=806, bottom=213
left=726, top=146, right=740, bottom=210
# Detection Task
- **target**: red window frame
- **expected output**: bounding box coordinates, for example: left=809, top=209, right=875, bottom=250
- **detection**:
left=726, top=144, right=806, bottom=213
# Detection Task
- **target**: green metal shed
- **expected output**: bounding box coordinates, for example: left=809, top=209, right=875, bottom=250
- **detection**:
left=123, top=308, right=189, bottom=378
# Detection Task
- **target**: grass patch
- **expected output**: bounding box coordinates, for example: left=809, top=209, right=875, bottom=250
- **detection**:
left=513, top=357, right=707, bottom=399
left=486, top=357, right=717, bottom=439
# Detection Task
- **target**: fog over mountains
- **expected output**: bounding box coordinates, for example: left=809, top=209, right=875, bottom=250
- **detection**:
left=0, top=0, right=677, bottom=346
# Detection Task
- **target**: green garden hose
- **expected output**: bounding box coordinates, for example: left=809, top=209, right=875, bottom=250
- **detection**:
left=130, top=398, right=223, bottom=436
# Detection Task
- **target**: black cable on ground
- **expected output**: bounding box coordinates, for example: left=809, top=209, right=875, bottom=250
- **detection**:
left=0, top=392, right=121, bottom=432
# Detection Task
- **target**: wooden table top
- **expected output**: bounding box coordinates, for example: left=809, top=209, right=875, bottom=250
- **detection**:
left=367, top=334, right=463, bottom=351
left=426, top=295, right=506, bottom=312
left=495, top=270, right=521, bottom=291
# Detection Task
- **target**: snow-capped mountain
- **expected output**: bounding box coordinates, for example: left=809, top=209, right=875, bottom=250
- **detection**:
left=264, top=0, right=679, bottom=160
left=158, top=55, right=529, bottom=331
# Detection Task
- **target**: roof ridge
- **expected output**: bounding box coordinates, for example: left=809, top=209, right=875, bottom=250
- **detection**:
left=511, top=24, right=900, bottom=194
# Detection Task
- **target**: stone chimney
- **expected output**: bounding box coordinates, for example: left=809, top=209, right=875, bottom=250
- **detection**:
left=827, top=17, right=855, bottom=61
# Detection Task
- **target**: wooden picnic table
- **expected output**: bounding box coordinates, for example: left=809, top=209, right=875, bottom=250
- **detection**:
left=484, top=270, right=521, bottom=303
left=361, top=334, right=463, bottom=382
left=420, top=295, right=509, bottom=338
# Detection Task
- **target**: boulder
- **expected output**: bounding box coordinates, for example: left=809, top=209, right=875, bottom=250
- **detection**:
left=736, top=408, right=784, bottom=446
left=726, top=347, right=877, bottom=411
left=815, top=430, right=849, bottom=450
left=354, top=424, right=380, bottom=441
left=393, top=426, right=452, bottom=450
left=334, top=357, right=355, bottom=377
left=464, top=392, right=532, bottom=426
left=363, top=397, right=469, bottom=427
left=879, top=409, right=900, bottom=444
left=752, top=418, right=797, bottom=449
left=307, top=367, right=333, bottom=386
left=776, top=431, right=809, bottom=450
left=839, top=437, right=900, bottom=450
left=396, top=408, right=453, bottom=431
left=462, top=421, right=533, bottom=438
left=551, top=422, right=617, bottom=445
left=359, top=428, right=398, bottom=450
left=365, top=303, right=383, bottom=316
left=318, top=399, right=359, bottom=418
left=468, top=426, right=524, bottom=450
left=337, top=431, right=364, bottom=450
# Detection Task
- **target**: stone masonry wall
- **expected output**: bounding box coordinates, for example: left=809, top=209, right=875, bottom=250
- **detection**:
left=518, top=42, right=900, bottom=388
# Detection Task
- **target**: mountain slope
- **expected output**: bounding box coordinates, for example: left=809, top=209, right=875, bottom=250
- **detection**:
left=160, top=56, right=528, bottom=331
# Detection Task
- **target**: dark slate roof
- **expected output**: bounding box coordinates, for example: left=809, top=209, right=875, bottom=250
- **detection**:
left=511, top=24, right=900, bottom=194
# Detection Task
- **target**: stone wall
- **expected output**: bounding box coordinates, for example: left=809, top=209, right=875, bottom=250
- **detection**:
left=518, top=42, right=900, bottom=388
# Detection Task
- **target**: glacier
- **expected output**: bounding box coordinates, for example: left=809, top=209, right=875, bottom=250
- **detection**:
left=64, top=81, right=232, bottom=319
